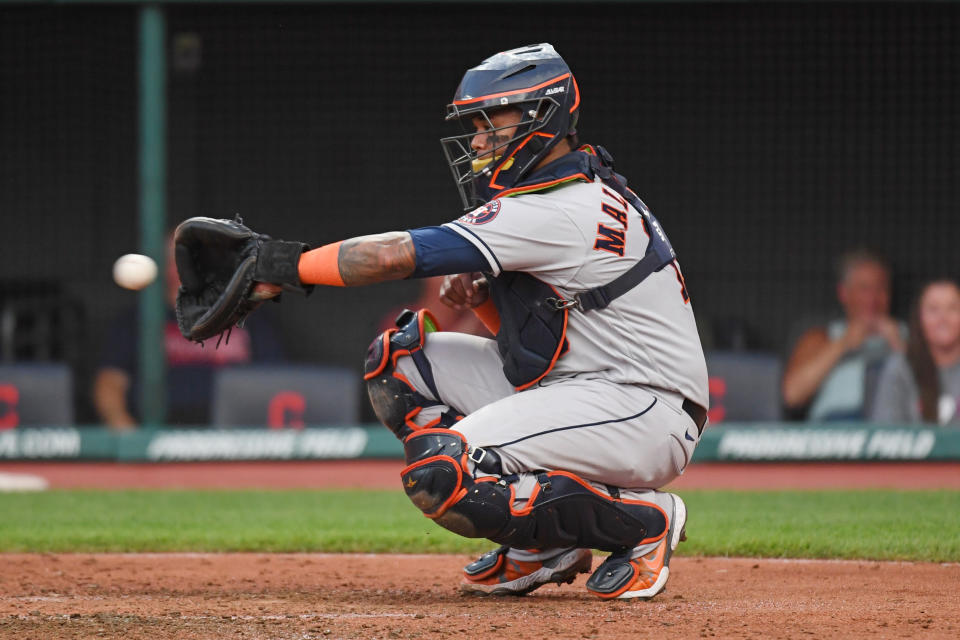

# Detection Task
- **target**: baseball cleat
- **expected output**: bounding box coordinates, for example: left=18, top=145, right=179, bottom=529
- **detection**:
left=585, top=493, right=687, bottom=600
left=460, top=546, right=594, bottom=596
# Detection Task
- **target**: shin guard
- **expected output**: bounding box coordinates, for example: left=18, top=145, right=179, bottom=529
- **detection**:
left=400, top=429, right=668, bottom=553
left=400, top=429, right=511, bottom=538
left=491, top=472, right=668, bottom=552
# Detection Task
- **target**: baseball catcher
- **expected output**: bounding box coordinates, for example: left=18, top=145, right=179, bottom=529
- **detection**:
left=175, top=44, right=708, bottom=600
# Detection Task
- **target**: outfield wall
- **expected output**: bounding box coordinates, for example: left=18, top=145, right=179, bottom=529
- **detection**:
left=1, top=425, right=958, bottom=463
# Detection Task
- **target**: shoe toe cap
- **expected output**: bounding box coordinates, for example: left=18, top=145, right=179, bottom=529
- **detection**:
left=584, top=557, right=637, bottom=595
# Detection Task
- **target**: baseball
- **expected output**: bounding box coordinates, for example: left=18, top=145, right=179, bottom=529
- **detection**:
left=112, top=253, right=158, bottom=290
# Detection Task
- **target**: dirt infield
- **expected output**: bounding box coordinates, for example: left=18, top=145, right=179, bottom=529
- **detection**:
left=2, top=461, right=958, bottom=638
left=1, top=553, right=958, bottom=640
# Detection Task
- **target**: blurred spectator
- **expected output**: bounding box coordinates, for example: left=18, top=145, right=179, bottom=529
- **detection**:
left=92, top=236, right=284, bottom=429
left=871, top=279, right=960, bottom=425
left=782, top=249, right=905, bottom=420
left=377, top=275, right=491, bottom=337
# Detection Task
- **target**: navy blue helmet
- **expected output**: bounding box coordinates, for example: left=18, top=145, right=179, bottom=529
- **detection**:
left=440, top=44, right=581, bottom=211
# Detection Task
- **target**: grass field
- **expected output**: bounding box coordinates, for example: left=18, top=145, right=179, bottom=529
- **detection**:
left=2, top=489, right=958, bottom=562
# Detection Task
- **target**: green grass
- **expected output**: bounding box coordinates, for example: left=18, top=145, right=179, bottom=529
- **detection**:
left=681, top=490, right=960, bottom=562
left=1, top=489, right=958, bottom=562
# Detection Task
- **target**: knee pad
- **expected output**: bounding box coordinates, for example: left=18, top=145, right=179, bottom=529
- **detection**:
left=365, top=371, right=436, bottom=440
left=364, top=308, right=455, bottom=439
left=400, top=429, right=511, bottom=539
left=400, top=429, right=667, bottom=553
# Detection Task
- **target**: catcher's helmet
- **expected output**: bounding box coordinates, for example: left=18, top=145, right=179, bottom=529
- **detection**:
left=441, top=43, right=581, bottom=211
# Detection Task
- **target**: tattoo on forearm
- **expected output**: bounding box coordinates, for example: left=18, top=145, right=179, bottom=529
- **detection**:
left=339, top=232, right=416, bottom=286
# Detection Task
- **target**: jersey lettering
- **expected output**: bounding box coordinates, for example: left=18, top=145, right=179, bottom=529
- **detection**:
left=601, top=202, right=628, bottom=228
left=594, top=224, right=626, bottom=256
left=594, top=188, right=629, bottom=255
left=602, top=186, right=628, bottom=209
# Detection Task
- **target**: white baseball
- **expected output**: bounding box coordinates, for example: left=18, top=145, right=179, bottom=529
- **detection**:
left=113, top=254, right=158, bottom=290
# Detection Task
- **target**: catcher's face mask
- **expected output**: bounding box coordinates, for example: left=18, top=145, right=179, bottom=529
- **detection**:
left=440, top=99, right=558, bottom=212
left=440, top=44, right=579, bottom=212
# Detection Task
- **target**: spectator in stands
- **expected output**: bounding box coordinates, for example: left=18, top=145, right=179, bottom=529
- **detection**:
left=871, top=279, right=960, bottom=425
left=782, top=249, right=905, bottom=420
left=93, top=236, right=284, bottom=429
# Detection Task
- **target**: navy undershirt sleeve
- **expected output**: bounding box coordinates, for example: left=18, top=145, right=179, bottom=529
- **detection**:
left=408, top=226, right=491, bottom=277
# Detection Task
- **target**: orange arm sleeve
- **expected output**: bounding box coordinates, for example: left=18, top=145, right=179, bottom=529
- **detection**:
left=297, top=241, right=345, bottom=286
left=471, top=298, right=501, bottom=335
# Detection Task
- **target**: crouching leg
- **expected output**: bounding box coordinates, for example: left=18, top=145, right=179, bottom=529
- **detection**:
left=400, top=428, right=669, bottom=554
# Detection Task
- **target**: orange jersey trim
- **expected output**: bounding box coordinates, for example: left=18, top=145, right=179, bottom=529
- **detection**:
left=494, top=172, right=591, bottom=200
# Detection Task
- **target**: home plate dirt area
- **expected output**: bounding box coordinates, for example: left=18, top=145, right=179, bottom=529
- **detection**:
left=1, top=553, right=958, bottom=640
left=1, top=461, right=958, bottom=639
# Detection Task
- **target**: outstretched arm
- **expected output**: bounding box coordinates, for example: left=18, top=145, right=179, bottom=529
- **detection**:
left=297, top=232, right=416, bottom=287
left=296, top=226, right=490, bottom=287
left=339, top=232, right=417, bottom=285
left=175, top=219, right=461, bottom=343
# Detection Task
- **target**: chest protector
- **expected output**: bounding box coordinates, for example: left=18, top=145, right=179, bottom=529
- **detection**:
left=487, top=271, right=570, bottom=390
left=489, top=146, right=677, bottom=390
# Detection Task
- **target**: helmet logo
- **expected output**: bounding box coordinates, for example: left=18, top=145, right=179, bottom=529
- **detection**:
left=545, top=86, right=565, bottom=95
left=500, top=97, right=509, bottom=105
left=458, top=200, right=501, bottom=225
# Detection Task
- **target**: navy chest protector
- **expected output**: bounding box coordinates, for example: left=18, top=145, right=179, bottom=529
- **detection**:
left=489, top=146, right=677, bottom=390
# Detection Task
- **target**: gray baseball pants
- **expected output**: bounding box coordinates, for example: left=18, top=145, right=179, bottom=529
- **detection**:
left=396, top=331, right=700, bottom=531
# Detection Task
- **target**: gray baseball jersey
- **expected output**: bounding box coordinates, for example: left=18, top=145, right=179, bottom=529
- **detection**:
left=444, top=178, right=709, bottom=408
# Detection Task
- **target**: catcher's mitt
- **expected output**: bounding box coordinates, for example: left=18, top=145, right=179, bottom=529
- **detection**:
left=174, top=216, right=310, bottom=343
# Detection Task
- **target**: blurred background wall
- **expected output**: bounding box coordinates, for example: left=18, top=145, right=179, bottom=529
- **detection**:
left=1, top=2, right=957, bottom=422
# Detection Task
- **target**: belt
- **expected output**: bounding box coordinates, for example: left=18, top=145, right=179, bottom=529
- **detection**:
left=682, top=398, right=708, bottom=435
